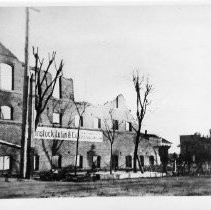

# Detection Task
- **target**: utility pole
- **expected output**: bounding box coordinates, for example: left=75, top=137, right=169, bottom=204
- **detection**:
left=21, top=7, right=40, bottom=179
left=26, top=74, right=33, bottom=179
left=20, top=7, right=29, bottom=178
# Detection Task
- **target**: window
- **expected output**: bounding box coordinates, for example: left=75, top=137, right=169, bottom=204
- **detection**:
left=0, top=156, right=10, bottom=170
left=0, top=63, right=13, bottom=90
left=113, top=120, right=119, bottom=130
left=149, top=156, right=154, bottom=165
left=98, top=119, right=101, bottom=129
left=116, top=97, right=118, bottom=108
left=80, top=116, right=83, bottom=127
left=53, top=113, right=61, bottom=124
left=140, top=155, right=144, bottom=166
left=125, top=122, right=132, bottom=131
left=75, top=115, right=83, bottom=127
left=34, top=155, right=39, bottom=171
left=52, top=155, right=62, bottom=169
left=75, top=155, right=83, bottom=168
left=58, top=155, right=62, bottom=168
left=52, top=78, right=61, bottom=99
left=92, top=156, right=101, bottom=168
left=126, top=155, right=132, bottom=168
left=94, top=118, right=101, bottom=129
left=112, top=155, right=118, bottom=170
left=0, top=106, right=12, bottom=120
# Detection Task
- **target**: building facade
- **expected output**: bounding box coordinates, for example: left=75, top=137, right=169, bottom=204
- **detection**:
left=0, top=43, right=171, bottom=174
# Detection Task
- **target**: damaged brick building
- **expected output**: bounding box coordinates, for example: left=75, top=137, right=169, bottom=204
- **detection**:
left=0, top=43, right=171, bottom=174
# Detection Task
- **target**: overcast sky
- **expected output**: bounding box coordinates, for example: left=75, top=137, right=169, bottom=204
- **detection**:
left=1, top=5, right=211, bottom=152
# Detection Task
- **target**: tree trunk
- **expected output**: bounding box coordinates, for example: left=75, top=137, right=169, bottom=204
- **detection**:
left=74, top=127, right=80, bottom=176
left=110, top=143, right=113, bottom=175
left=137, top=155, right=144, bottom=173
left=133, top=134, right=140, bottom=172
left=26, top=75, right=33, bottom=179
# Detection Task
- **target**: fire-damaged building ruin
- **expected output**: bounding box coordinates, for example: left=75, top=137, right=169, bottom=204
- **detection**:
left=0, top=43, right=171, bottom=174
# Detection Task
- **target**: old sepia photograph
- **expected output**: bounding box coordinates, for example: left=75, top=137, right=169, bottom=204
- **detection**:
left=0, top=2, right=211, bottom=204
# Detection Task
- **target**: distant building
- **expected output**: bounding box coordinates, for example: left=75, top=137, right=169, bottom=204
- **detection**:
left=0, top=43, right=171, bottom=174
left=180, top=133, right=211, bottom=173
left=180, top=134, right=211, bottom=162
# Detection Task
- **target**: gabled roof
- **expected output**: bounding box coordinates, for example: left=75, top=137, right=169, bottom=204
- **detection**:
left=141, top=133, right=172, bottom=144
left=0, top=42, right=18, bottom=59
left=161, top=138, right=172, bottom=144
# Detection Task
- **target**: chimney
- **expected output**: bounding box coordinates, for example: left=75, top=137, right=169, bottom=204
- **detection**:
left=145, top=130, right=147, bottom=135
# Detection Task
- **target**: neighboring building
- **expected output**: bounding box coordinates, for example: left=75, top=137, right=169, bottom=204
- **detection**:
left=0, top=43, right=171, bottom=174
left=180, top=134, right=211, bottom=164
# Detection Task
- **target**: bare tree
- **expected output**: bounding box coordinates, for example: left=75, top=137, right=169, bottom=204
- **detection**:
left=132, top=71, right=152, bottom=173
left=73, top=101, right=90, bottom=176
left=25, top=47, right=64, bottom=177
left=33, top=47, right=64, bottom=130
left=101, top=108, right=122, bottom=174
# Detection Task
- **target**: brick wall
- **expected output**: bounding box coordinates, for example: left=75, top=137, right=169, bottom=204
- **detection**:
left=33, top=129, right=161, bottom=171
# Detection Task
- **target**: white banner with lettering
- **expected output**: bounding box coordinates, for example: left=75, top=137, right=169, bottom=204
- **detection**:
left=34, top=126, right=103, bottom=142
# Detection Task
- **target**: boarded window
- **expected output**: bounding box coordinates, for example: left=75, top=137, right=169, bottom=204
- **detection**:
left=0, top=156, right=10, bottom=170
left=0, top=106, right=12, bottom=120
left=126, top=155, right=132, bottom=168
left=0, top=63, right=13, bottom=90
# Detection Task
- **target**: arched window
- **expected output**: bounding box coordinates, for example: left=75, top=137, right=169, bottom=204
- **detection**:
left=0, top=63, right=13, bottom=90
left=0, top=106, right=12, bottom=120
